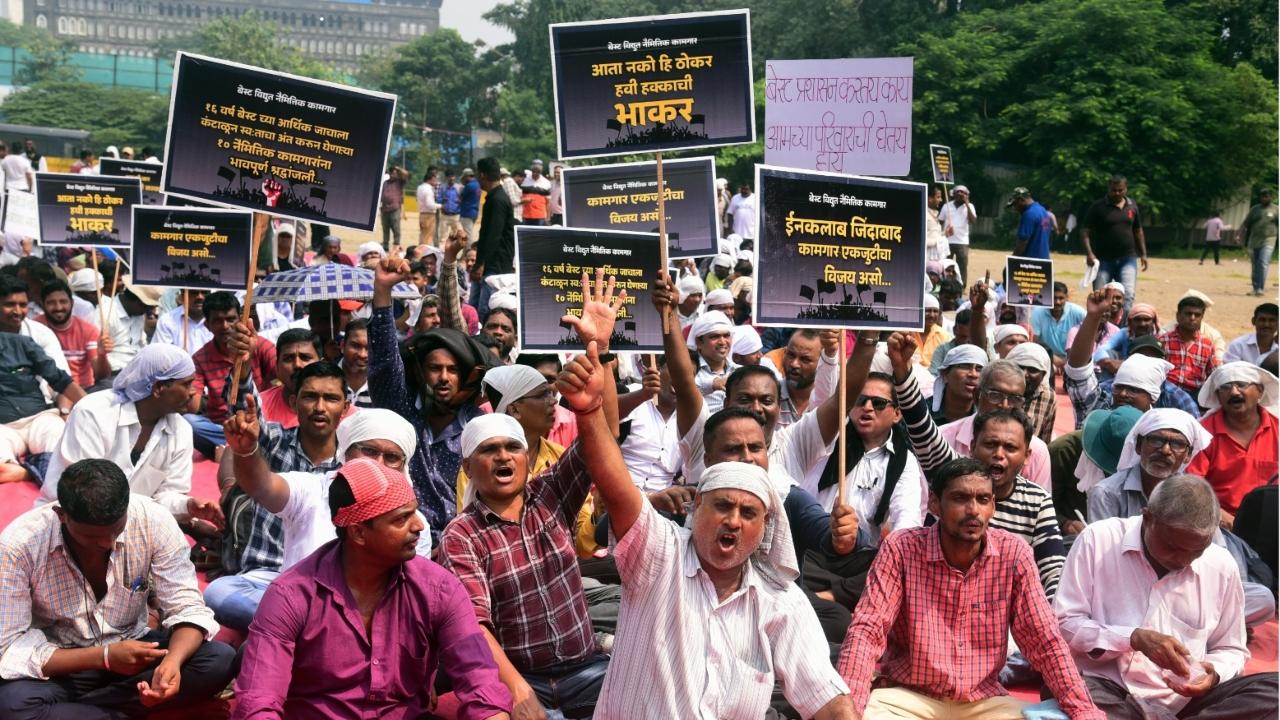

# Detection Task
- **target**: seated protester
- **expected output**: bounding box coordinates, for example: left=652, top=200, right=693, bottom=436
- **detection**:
left=19, top=262, right=94, bottom=330
left=703, top=287, right=735, bottom=316
left=1030, top=281, right=1086, bottom=367
left=1056, top=475, right=1278, bottom=719
left=992, top=323, right=1030, bottom=358
left=103, top=284, right=161, bottom=373
left=304, top=298, right=356, bottom=362
left=1164, top=289, right=1227, bottom=361
left=232, top=460, right=512, bottom=720
left=705, top=252, right=733, bottom=292
left=674, top=273, right=704, bottom=330
left=914, top=293, right=951, bottom=369
left=34, top=280, right=111, bottom=388
left=311, top=234, right=354, bottom=267
left=0, top=276, right=71, bottom=379
left=370, top=251, right=491, bottom=545
left=1187, top=362, right=1279, bottom=528
left=206, top=360, right=349, bottom=632
left=730, top=324, right=781, bottom=377
left=1006, top=342, right=1056, bottom=444
left=186, top=291, right=277, bottom=457
left=618, top=356, right=681, bottom=493
left=1066, top=314, right=1121, bottom=367
left=1052, top=406, right=1144, bottom=538
left=480, top=307, right=517, bottom=366
left=515, top=353, right=578, bottom=447
left=928, top=343, right=987, bottom=425
left=935, top=359, right=1053, bottom=490
left=1157, top=294, right=1219, bottom=396
left=928, top=309, right=996, bottom=373
left=885, top=332, right=1066, bottom=598
left=0, top=317, right=86, bottom=485
left=814, top=359, right=927, bottom=544
left=340, top=318, right=372, bottom=408
left=39, top=345, right=220, bottom=524
left=588, top=412, right=855, bottom=720
left=687, top=310, right=738, bottom=412
left=152, top=289, right=211, bottom=355
left=0, top=459, right=235, bottom=718
left=1224, top=302, right=1277, bottom=364
left=776, top=328, right=837, bottom=428
left=1065, top=291, right=1200, bottom=429
left=227, top=328, right=324, bottom=428
left=1093, top=302, right=1159, bottom=377
left=838, top=457, right=1103, bottom=720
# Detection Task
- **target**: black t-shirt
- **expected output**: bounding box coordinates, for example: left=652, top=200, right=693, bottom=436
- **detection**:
left=477, top=186, right=516, bottom=274
left=1084, top=196, right=1142, bottom=259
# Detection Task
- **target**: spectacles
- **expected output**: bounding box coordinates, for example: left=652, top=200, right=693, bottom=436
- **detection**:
left=352, top=442, right=407, bottom=468
left=1216, top=381, right=1257, bottom=394
left=856, top=395, right=896, bottom=412
left=981, top=389, right=1025, bottom=409
left=518, top=387, right=558, bottom=404
left=1141, top=435, right=1191, bottom=453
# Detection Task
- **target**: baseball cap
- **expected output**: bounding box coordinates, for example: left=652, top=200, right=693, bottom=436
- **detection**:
left=461, top=168, right=474, bottom=177
left=1127, top=334, right=1166, bottom=359
left=1006, top=187, right=1031, bottom=207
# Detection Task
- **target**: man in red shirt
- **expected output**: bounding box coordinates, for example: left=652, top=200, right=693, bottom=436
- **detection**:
left=1188, top=362, right=1279, bottom=530
left=35, top=280, right=111, bottom=387
left=838, top=456, right=1104, bottom=719
left=1157, top=295, right=1218, bottom=395
left=225, top=328, right=323, bottom=429
left=185, top=291, right=276, bottom=457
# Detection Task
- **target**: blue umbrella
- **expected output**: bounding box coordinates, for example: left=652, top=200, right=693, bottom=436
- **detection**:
left=250, top=263, right=418, bottom=304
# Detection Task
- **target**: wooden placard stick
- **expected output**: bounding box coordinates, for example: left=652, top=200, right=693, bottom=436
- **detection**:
left=227, top=213, right=269, bottom=408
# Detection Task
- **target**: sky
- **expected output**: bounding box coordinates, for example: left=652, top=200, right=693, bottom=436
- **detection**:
left=439, top=0, right=515, bottom=47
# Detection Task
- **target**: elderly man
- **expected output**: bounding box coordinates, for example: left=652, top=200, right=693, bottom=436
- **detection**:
left=0, top=459, right=235, bottom=718
left=152, top=289, right=210, bottom=355
left=886, top=333, right=1066, bottom=598
left=1187, top=362, right=1279, bottom=527
left=558, top=335, right=853, bottom=718
left=233, top=459, right=511, bottom=720
left=1057, top=475, right=1278, bottom=718
left=839, top=457, right=1103, bottom=719
left=39, top=344, right=220, bottom=525
left=687, top=310, right=737, bottom=412
left=1065, top=291, right=1201, bottom=428
left=1005, top=342, right=1056, bottom=443
left=104, top=284, right=162, bottom=373
left=928, top=344, right=987, bottom=425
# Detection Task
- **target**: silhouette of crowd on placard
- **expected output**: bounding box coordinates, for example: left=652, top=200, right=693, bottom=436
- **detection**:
left=211, top=167, right=329, bottom=216
left=793, top=279, right=891, bottom=322
left=604, top=116, right=709, bottom=149
left=62, top=226, right=124, bottom=247
left=555, top=321, right=642, bottom=348
left=154, top=261, right=224, bottom=286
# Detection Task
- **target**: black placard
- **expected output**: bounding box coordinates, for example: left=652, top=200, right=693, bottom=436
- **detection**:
left=100, top=158, right=164, bottom=206
left=35, top=172, right=142, bottom=248
left=930, top=144, right=954, bottom=184
left=130, top=206, right=254, bottom=292
left=1005, top=256, right=1053, bottom=308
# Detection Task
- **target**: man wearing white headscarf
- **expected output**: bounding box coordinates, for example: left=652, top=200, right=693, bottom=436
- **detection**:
left=930, top=343, right=988, bottom=425
left=706, top=253, right=734, bottom=292
left=1006, top=342, right=1056, bottom=443
left=687, top=310, right=737, bottom=412
left=993, top=323, right=1030, bottom=357
left=1188, top=361, right=1280, bottom=525
left=39, top=344, right=212, bottom=524
left=675, top=273, right=705, bottom=329
left=704, top=288, right=734, bottom=315
left=915, top=292, right=951, bottom=369
left=357, top=241, right=386, bottom=268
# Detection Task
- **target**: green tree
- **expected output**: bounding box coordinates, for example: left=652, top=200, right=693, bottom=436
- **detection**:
left=153, top=10, right=332, bottom=80
left=0, top=81, right=169, bottom=148
left=907, top=0, right=1276, bottom=225
left=0, top=19, right=78, bottom=85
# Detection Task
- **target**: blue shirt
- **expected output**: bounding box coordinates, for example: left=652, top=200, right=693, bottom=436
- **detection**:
left=1018, top=201, right=1053, bottom=259
left=460, top=179, right=481, bottom=219
left=1030, top=302, right=1086, bottom=357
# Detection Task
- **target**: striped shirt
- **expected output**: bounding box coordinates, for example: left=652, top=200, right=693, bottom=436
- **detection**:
left=895, top=373, right=1066, bottom=598
left=597, top=501, right=848, bottom=719
left=0, top=497, right=219, bottom=680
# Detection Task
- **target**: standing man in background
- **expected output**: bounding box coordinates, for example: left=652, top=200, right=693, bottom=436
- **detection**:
left=939, top=185, right=977, bottom=283
left=379, top=165, right=408, bottom=251
left=1200, top=211, right=1224, bottom=266
left=1082, top=175, right=1147, bottom=311
left=1238, top=188, right=1277, bottom=297
left=416, top=166, right=440, bottom=247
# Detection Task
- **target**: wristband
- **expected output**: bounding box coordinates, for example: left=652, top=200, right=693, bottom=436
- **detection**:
left=103, top=643, right=111, bottom=672
left=571, top=399, right=604, bottom=416
left=232, top=447, right=259, bottom=458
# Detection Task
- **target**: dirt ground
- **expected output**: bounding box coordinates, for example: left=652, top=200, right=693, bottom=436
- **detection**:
left=340, top=212, right=1277, bottom=341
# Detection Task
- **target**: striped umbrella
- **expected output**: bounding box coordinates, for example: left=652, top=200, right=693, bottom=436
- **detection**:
left=250, top=263, right=419, bottom=304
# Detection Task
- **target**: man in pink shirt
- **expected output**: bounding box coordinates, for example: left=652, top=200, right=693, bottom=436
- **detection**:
left=940, top=359, right=1052, bottom=490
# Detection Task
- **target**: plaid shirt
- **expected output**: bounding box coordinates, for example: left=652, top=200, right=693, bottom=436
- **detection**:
left=0, top=498, right=219, bottom=680
left=837, top=526, right=1103, bottom=719
left=439, top=443, right=594, bottom=672
left=192, top=336, right=276, bottom=424
left=1023, top=383, right=1056, bottom=444
left=1064, top=362, right=1202, bottom=430
left=1157, top=330, right=1218, bottom=394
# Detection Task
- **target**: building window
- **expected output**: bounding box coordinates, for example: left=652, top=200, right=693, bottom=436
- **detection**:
left=36, top=14, right=47, bottom=27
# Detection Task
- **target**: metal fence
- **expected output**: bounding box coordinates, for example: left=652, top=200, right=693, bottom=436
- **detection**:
left=0, top=46, right=173, bottom=92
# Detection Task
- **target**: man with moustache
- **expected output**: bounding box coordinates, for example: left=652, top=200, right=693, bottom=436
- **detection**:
left=838, top=457, right=1103, bottom=719
left=928, top=344, right=987, bottom=425
left=688, top=310, right=737, bottom=412
left=34, top=280, right=111, bottom=387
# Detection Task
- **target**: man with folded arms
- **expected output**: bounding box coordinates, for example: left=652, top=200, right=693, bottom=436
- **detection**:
left=233, top=458, right=511, bottom=720
left=839, top=457, right=1103, bottom=719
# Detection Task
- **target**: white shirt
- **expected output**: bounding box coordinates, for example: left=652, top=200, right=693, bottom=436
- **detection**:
left=597, top=502, right=848, bottom=719
left=694, top=355, right=738, bottom=413
left=1223, top=332, right=1274, bottom=365
left=38, top=391, right=194, bottom=518
left=1204, top=216, right=1223, bottom=242
left=151, top=306, right=211, bottom=355
left=815, top=435, right=927, bottom=542
left=104, top=297, right=148, bottom=372
left=1054, top=516, right=1248, bottom=713
left=416, top=182, right=439, bottom=214
left=277, top=470, right=431, bottom=572
left=728, top=193, right=757, bottom=239
left=1, top=154, right=32, bottom=191
left=19, top=318, right=69, bottom=373
left=620, top=400, right=680, bottom=493
left=71, top=296, right=99, bottom=328
left=680, top=404, right=831, bottom=495
left=939, top=201, right=976, bottom=245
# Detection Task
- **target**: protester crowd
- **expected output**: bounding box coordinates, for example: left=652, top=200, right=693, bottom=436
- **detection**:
left=0, top=149, right=1275, bottom=720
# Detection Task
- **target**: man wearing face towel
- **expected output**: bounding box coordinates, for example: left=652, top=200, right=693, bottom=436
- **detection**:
left=706, top=253, right=734, bottom=292
left=675, top=274, right=705, bottom=330
left=687, top=311, right=737, bottom=413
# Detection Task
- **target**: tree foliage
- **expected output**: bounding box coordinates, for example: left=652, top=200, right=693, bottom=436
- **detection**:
left=0, top=81, right=169, bottom=148
left=153, top=10, right=333, bottom=80
left=0, top=19, right=79, bottom=85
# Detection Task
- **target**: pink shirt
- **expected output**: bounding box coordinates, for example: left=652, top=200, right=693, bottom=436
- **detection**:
left=940, top=415, right=1052, bottom=490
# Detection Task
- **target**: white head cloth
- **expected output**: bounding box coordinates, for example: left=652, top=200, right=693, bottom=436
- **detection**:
left=488, top=290, right=518, bottom=312
left=993, top=324, right=1029, bottom=347
left=1103, top=281, right=1126, bottom=294
left=677, top=274, right=706, bottom=303
left=485, top=273, right=518, bottom=293
left=704, top=288, right=733, bottom=308
left=712, top=253, right=734, bottom=269
left=458, top=413, right=529, bottom=507
left=111, top=344, right=195, bottom=404
left=1115, top=408, right=1212, bottom=473
left=484, top=365, right=547, bottom=414
left=726, top=233, right=744, bottom=253
left=731, top=325, right=762, bottom=356
left=932, top=344, right=989, bottom=412
left=923, top=293, right=940, bottom=310
left=357, top=242, right=385, bottom=260
left=1006, top=342, right=1050, bottom=375
left=686, top=310, right=733, bottom=350
left=68, top=268, right=102, bottom=292
left=1198, top=361, right=1279, bottom=413
left=1114, top=354, right=1173, bottom=402
left=337, top=408, right=419, bottom=460
left=697, top=461, right=798, bottom=589
left=940, top=258, right=963, bottom=284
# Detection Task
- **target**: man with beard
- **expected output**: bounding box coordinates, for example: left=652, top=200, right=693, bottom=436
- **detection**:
left=340, top=318, right=372, bottom=408
left=777, top=329, right=825, bottom=428
left=205, top=361, right=350, bottom=631
left=481, top=308, right=517, bottom=365
left=370, top=253, right=492, bottom=544
left=35, top=280, right=111, bottom=388
left=1066, top=291, right=1202, bottom=427
left=688, top=310, right=737, bottom=413
left=1188, top=362, right=1279, bottom=529
left=1094, top=302, right=1159, bottom=374
left=885, top=332, right=1066, bottom=598
left=153, top=289, right=210, bottom=355
left=838, top=458, right=1103, bottom=719
left=1086, top=410, right=1212, bottom=523
left=1006, top=342, right=1056, bottom=444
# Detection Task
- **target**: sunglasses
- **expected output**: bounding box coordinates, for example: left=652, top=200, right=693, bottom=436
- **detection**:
left=856, top=395, right=896, bottom=412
